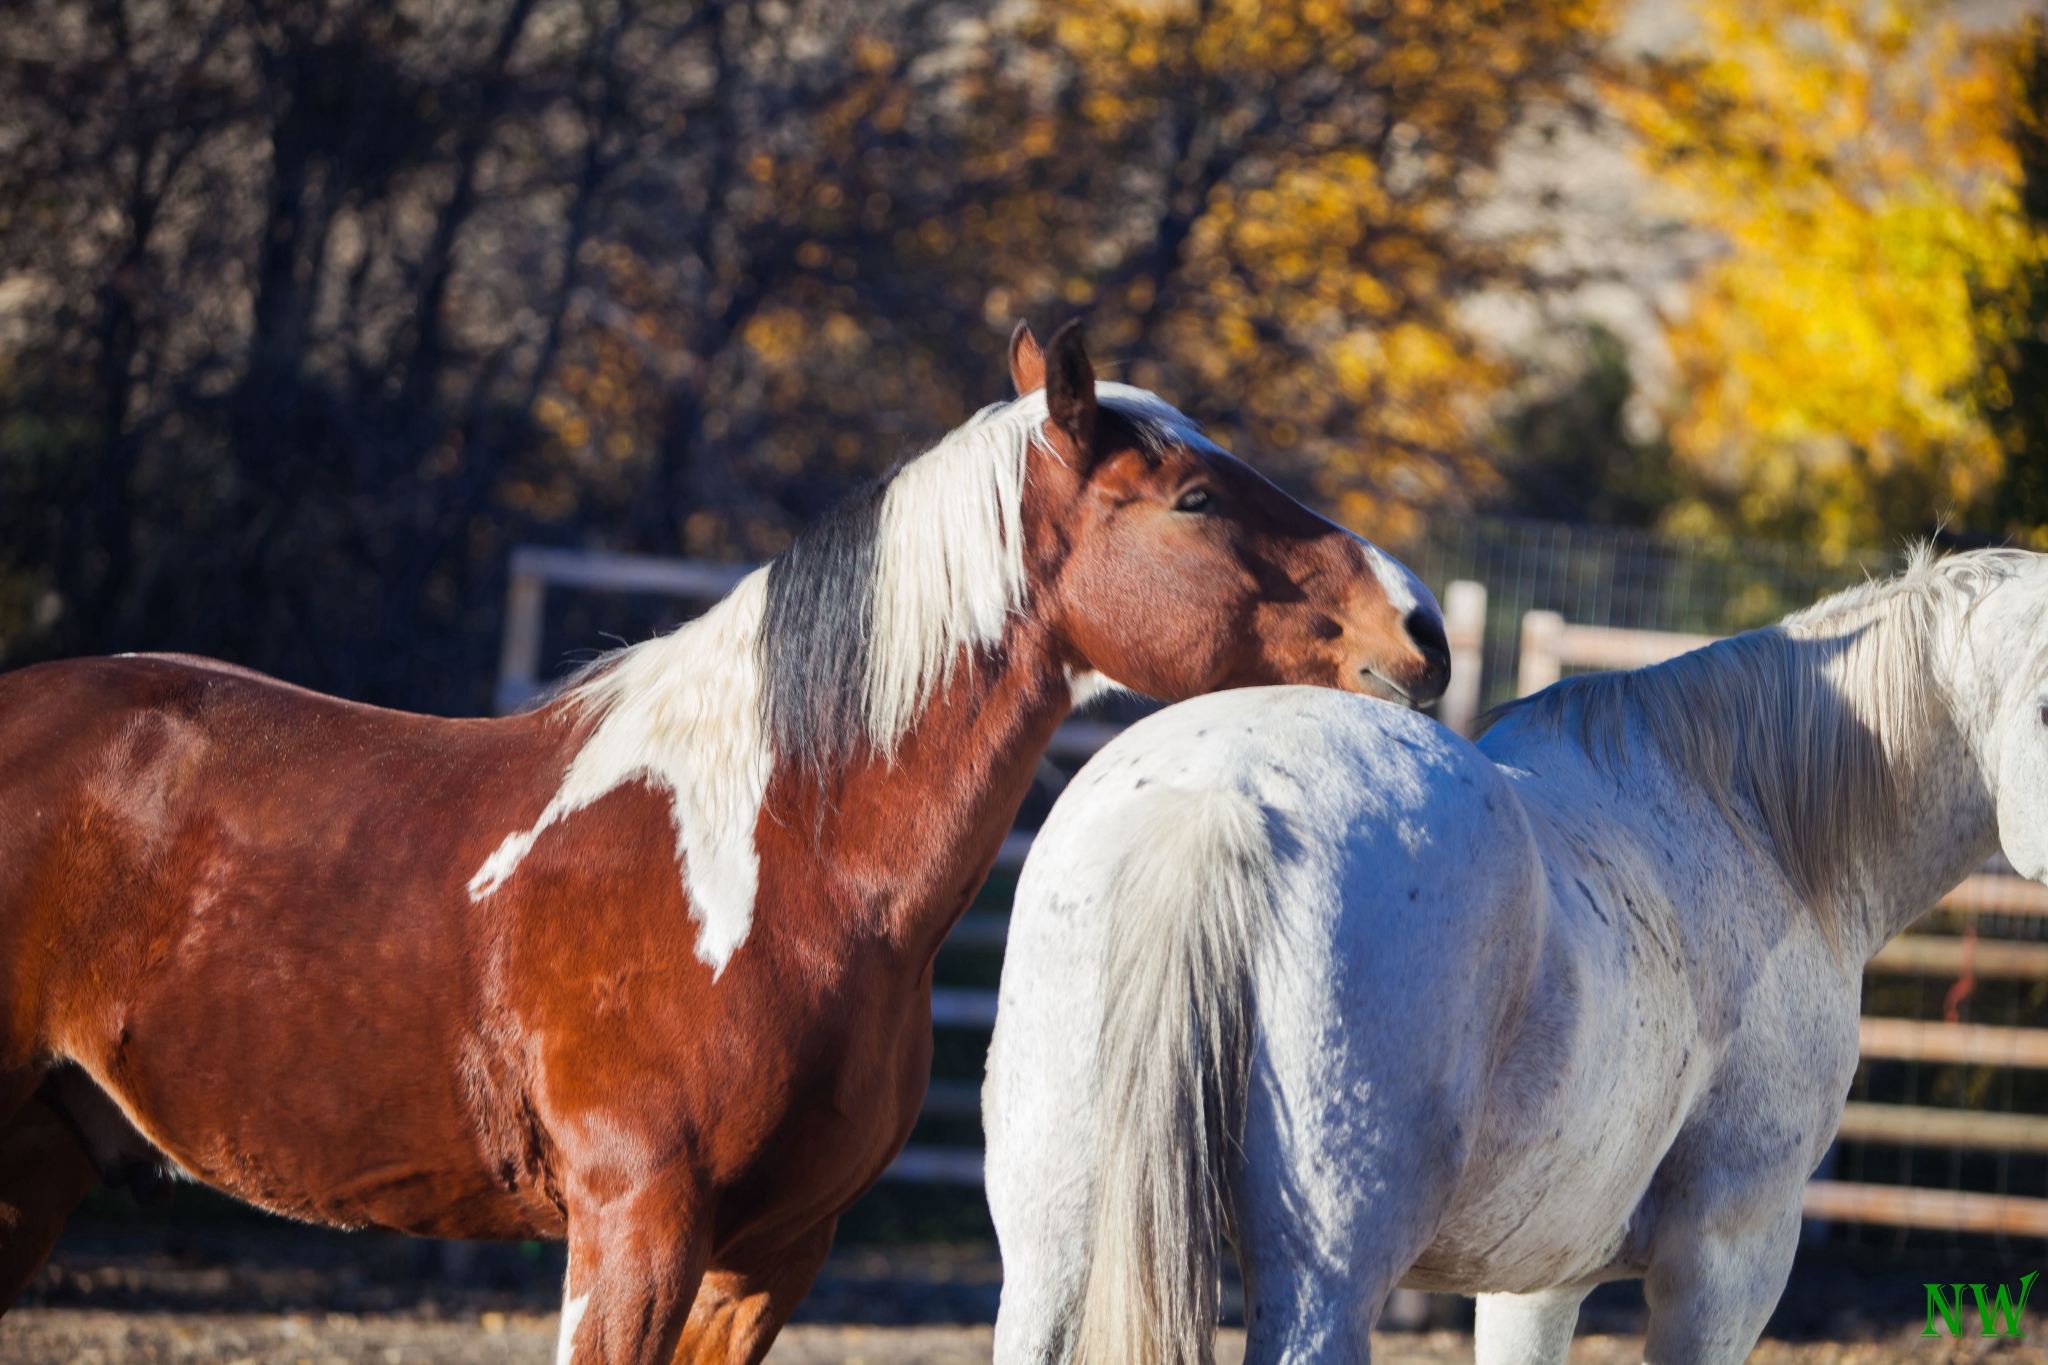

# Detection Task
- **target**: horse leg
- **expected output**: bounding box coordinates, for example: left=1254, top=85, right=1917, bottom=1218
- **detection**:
left=986, top=1046, right=1094, bottom=1365
left=0, top=1097, right=99, bottom=1312
left=555, top=1174, right=713, bottom=1365
left=1232, top=1089, right=1454, bottom=1364
left=1230, top=968, right=1487, bottom=1362
left=1475, top=1286, right=1593, bottom=1365
left=1638, top=1186, right=1803, bottom=1365
left=668, top=1219, right=836, bottom=1365
left=986, top=917, right=1115, bottom=1365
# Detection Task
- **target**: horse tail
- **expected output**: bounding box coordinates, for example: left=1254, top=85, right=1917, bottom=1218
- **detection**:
left=1073, top=785, right=1273, bottom=1365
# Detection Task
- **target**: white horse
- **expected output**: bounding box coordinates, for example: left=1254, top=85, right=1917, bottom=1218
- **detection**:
left=985, top=547, right=2048, bottom=1365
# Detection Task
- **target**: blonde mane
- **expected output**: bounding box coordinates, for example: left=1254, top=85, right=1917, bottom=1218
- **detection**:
left=1490, top=547, right=2039, bottom=937
left=469, top=381, right=1210, bottom=974
left=862, top=381, right=1210, bottom=752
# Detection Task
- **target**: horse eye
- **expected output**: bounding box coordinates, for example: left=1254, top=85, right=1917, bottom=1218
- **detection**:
left=1175, top=487, right=1214, bottom=513
left=2040, top=703, right=2048, bottom=727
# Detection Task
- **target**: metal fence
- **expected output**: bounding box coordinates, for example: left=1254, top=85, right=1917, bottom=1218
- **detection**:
left=1404, top=518, right=1901, bottom=718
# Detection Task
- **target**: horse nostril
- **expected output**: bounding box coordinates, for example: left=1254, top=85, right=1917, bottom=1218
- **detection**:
left=1405, top=608, right=1448, bottom=663
left=1403, top=607, right=1452, bottom=707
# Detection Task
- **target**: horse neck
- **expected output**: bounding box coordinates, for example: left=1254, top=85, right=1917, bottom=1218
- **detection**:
left=1498, top=604, right=2001, bottom=964
left=1801, top=606, right=2000, bottom=959
left=1844, top=719, right=1998, bottom=959
left=760, top=621, right=1074, bottom=965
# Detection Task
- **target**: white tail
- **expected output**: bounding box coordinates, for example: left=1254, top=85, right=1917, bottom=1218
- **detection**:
left=1073, top=786, right=1274, bottom=1365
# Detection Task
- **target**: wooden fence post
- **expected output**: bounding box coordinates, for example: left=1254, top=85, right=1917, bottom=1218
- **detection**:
left=1438, top=580, right=1487, bottom=736
left=495, top=548, right=548, bottom=714
left=1518, top=610, right=1565, bottom=697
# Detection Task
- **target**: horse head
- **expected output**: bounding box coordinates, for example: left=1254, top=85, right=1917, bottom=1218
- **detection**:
left=1011, top=320, right=1449, bottom=707
left=1948, top=550, right=2048, bottom=881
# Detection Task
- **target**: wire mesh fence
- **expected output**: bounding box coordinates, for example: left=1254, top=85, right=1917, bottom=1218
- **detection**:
left=1839, top=893, right=2048, bottom=1263
left=1401, top=517, right=1902, bottom=716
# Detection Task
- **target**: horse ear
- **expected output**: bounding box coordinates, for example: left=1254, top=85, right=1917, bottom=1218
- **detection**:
left=1044, top=319, right=1097, bottom=468
left=1009, top=321, right=1045, bottom=395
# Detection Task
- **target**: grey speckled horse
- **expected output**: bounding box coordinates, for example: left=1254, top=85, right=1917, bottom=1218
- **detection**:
left=985, top=547, right=2048, bottom=1365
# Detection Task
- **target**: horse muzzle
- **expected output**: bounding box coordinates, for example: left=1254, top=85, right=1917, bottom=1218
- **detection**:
left=1348, top=607, right=1451, bottom=708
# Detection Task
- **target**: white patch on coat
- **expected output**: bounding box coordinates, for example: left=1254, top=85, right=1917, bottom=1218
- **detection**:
left=1067, top=666, right=1128, bottom=711
left=1358, top=535, right=1425, bottom=616
left=468, top=571, right=773, bottom=977
left=555, top=1288, right=590, bottom=1365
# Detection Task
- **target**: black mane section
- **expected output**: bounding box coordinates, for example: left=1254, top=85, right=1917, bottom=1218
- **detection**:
left=1097, top=407, right=1164, bottom=464
left=761, top=398, right=1179, bottom=778
left=763, top=474, right=893, bottom=777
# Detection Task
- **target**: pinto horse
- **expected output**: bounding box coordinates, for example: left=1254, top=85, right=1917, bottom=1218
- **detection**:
left=0, top=322, right=1448, bottom=1363
left=986, top=547, right=2048, bottom=1365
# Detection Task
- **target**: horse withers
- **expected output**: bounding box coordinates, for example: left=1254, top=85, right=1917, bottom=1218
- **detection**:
left=0, top=321, right=1448, bottom=1364
left=987, top=547, right=2048, bottom=1365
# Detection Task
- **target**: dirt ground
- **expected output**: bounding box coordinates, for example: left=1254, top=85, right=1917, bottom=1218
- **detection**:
left=6, top=1219, right=2040, bottom=1364
left=0, top=1308, right=996, bottom=1364
left=7, top=1314, right=2048, bottom=1365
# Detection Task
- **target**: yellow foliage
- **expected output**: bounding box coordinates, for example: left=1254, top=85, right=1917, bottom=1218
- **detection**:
left=934, top=0, right=1609, bottom=541
left=742, top=309, right=811, bottom=368
left=525, top=245, right=686, bottom=523
left=520, top=0, right=1615, bottom=553
left=1614, top=0, right=2047, bottom=551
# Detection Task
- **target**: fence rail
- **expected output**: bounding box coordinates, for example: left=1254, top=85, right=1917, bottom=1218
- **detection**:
left=495, top=546, right=2048, bottom=1231
left=1516, top=613, right=1718, bottom=696
left=1868, top=937, right=2048, bottom=979
left=496, top=547, right=750, bottom=713
left=1801, top=1182, right=2048, bottom=1238
left=1936, top=874, right=2048, bottom=918
left=1857, top=1018, right=2048, bottom=1070
left=1834, top=1103, right=2048, bottom=1154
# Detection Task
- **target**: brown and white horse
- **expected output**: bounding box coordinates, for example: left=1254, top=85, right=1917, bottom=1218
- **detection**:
left=0, top=322, right=1447, bottom=1363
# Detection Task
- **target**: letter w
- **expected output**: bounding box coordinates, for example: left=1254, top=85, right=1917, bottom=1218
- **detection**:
left=1926, top=1284, right=1968, bottom=1336
left=1973, top=1272, right=2038, bottom=1338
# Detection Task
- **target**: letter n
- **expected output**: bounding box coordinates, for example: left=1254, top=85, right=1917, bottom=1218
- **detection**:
left=1973, top=1271, right=2038, bottom=1338
left=1925, top=1283, right=1967, bottom=1336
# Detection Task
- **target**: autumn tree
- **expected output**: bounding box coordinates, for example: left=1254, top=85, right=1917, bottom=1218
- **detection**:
left=387, top=0, right=1629, bottom=570
left=1, top=0, right=1630, bottom=707
left=0, top=0, right=633, bottom=698
left=1613, top=0, right=2045, bottom=553
left=0, top=0, right=937, bottom=704
left=911, top=0, right=1614, bottom=542
left=1983, top=20, right=2048, bottom=543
